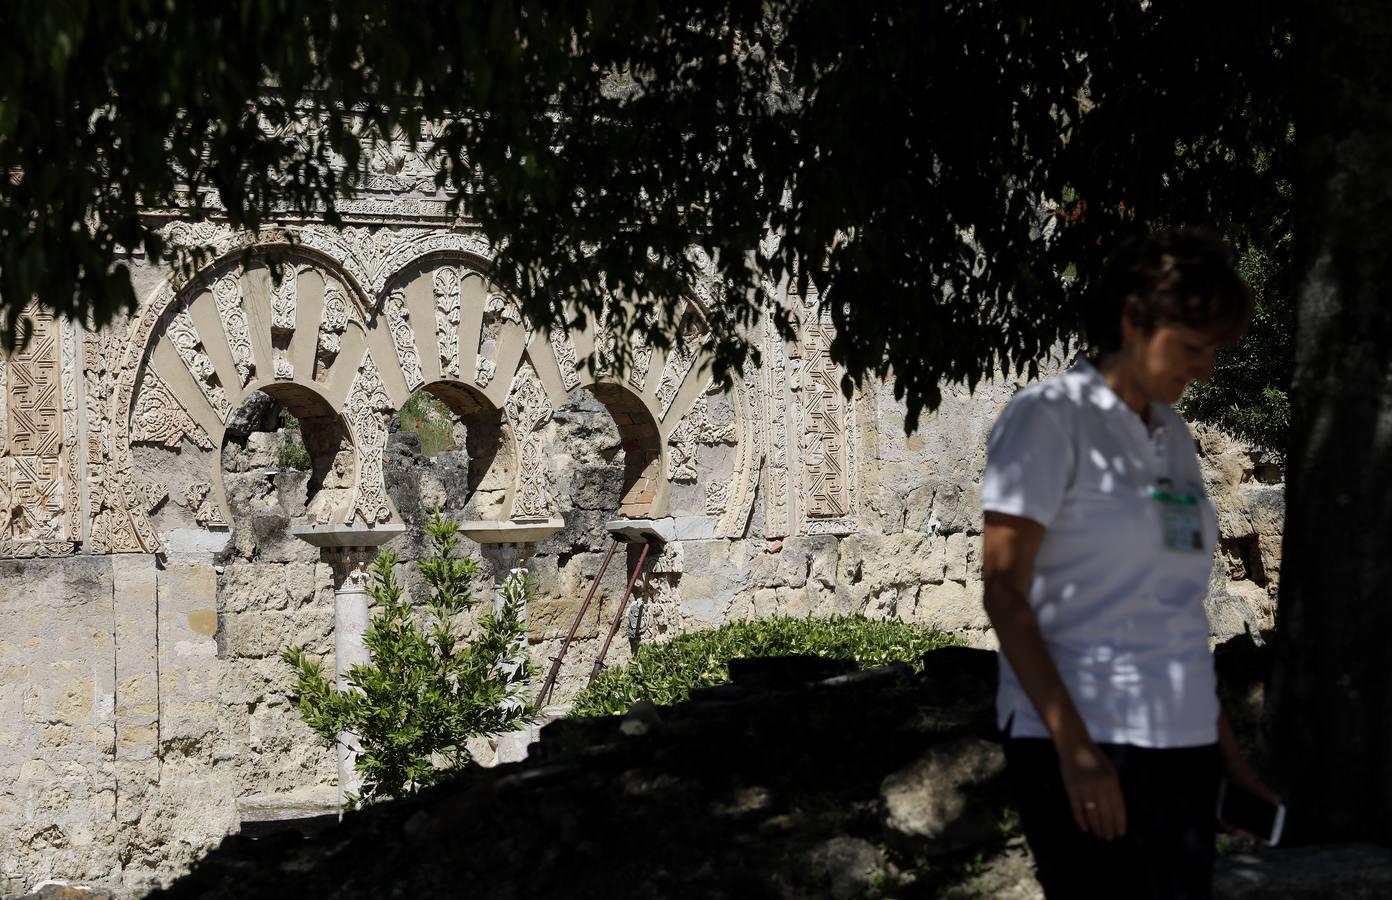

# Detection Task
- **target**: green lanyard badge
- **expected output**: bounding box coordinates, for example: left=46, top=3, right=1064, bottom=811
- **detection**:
left=1151, top=484, right=1204, bottom=552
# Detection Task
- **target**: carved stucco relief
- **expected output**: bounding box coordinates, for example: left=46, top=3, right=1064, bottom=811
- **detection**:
left=655, top=320, right=707, bottom=422
left=549, top=329, right=581, bottom=392
left=385, top=287, right=425, bottom=392
left=433, top=267, right=462, bottom=379
left=0, top=308, right=88, bottom=555
left=667, top=380, right=738, bottom=485
left=316, top=284, right=351, bottom=380
left=185, top=481, right=229, bottom=528
left=476, top=290, right=521, bottom=389
left=130, top=368, right=215, bottom=450
left=166, top=301, right=232, bottom=421
left=212, top=270, right=256, bottom=387
left=344, top=350, right=395, bottom=525
left=270, top=265, right=299, bottom=379
left=270, top=264, right=298, bottom=331
left=713, top=363, right=763, bottom=537
left=81, top=222, right=729, bottom=555
left=504, top=361, right=553, bottom=520
left=0, top=341, right=7, bottom=452
left=791, top=290, right=859, bottom=536
left=760, top=315, right=792, bottom=538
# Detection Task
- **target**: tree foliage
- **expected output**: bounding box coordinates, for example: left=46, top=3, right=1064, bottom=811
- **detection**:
left=1, top=1, right=1291, bottom=428
left=1180, top=237, right=1293, bottom=454
left=284, top=513, right=537, bottom=808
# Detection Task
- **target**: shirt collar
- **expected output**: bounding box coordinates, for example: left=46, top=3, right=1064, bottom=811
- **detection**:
left=1073, top=358, right=1121, bottom=411
left=1073, top=358, right=1166, bottom=432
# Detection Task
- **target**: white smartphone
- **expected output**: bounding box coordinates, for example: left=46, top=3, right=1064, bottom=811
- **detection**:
left=1216, top=778, right=1286, bottom=846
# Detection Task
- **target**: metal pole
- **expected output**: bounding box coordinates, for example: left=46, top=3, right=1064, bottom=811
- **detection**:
left=589, top=540, right=653, bottom=686
left=537, top=537, right=620, bottom=707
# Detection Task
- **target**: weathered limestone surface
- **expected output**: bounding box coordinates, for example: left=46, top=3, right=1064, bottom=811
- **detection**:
left=0, top=201, right=1285, bottom=892
left=0, top=559, right=117, bottom=895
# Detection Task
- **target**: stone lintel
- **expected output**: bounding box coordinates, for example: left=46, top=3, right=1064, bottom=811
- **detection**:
left=606, top=515, right=717, bottom=544
left=289, top=522, right=407, bottom=549
left=457, top=518, right=565, bottom=546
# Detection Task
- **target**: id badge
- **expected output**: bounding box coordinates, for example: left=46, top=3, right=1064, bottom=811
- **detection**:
left=1151, top=485, right=1204, bottom=552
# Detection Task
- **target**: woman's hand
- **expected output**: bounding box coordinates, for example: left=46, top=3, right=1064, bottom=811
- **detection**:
left=1218, top=710, right=1281, bottom=806
left=1058, top=734, right=1128, bottom=839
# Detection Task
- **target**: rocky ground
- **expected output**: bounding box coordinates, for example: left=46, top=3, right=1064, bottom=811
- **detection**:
left=13, top=642, right=1391, bottom=900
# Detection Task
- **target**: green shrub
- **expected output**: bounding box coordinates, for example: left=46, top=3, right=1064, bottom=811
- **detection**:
left=284, top=512, right=538, bottom=808
left=399, top=389, right=461, bottom=457
left=275, top=415, right=312, bottom=470
left=571, top=615, right=961, bottom=717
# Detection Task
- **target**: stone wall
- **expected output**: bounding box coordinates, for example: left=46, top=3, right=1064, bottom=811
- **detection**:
left=0, top=207, right=1286, bottom=895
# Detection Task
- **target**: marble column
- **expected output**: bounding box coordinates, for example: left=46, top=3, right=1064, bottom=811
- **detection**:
left=458, top=518, right=565, bottom=764
left=291, top=523, right=405, bottom=810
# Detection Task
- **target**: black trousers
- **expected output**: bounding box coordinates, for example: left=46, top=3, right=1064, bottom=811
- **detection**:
left=1004, top=737, right=1221, bottom=900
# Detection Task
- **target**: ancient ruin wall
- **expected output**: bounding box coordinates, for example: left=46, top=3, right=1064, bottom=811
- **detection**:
left=0, top=214, right=1283, bottom=894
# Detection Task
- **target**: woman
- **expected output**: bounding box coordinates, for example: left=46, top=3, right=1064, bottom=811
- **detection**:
left=980, top=229, right=1276, bottom=899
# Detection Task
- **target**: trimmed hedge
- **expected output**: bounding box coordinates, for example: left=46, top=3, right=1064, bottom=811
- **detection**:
left=570, top=615, right=960, bottom=717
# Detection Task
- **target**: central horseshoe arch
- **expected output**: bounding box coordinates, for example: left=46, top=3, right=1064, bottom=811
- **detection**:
left=96, top=226, right=721, bottom=553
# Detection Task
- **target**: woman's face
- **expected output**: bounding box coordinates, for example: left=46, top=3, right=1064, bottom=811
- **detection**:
left=1119, top=316, right=1224, bottom=406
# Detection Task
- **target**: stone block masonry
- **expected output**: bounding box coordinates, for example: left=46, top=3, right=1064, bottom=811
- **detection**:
left=0, top=208, right=1284, bottom=893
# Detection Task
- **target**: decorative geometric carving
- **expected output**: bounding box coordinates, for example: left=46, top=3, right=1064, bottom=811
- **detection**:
left=100, top=222, right=722, bottom=554
left=9, top=309, right=62, bottom=456
left=485, top=291, right=522, bottom=325
left=476, top=289, right=520, bottom=389
left=793, top=287, right=859, bottom=536
left=185, top=481, right=229, bottom=528
left=504, top=362, right=553, bottom=519
left=0, top=538, right=76, bottom=558
left=166, top=302, right=232, bottom=421
left=8, top=456, right=65, bottom=540
left=131, top=368, right=215, bottom=449
left=433, top=267, right=461, bottom=378
left=594, top=297, right=619, bottom=377
left=385, top=287, right=424, bottom=391
left=800, top=323, right=849, bottom=518
left=344, top=351, right=395, bottom=525
left=316, top=284, right=350, bottom=379
left=0, top=307, right=82, bottom=552
left=83, top=328, right=111, bottom=550
left=212, top=270, right=255, bottom=387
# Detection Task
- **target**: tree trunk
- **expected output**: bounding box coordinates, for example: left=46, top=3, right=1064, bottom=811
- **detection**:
left=1268, top=0, right=1392, bottom=843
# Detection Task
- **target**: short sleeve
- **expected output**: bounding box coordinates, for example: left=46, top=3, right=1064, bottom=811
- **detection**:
left=980, top=391, right=1074, bottom=527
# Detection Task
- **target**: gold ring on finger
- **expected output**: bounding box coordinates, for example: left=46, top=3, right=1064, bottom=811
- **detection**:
left=1084, top=801, right=1098, bottom=809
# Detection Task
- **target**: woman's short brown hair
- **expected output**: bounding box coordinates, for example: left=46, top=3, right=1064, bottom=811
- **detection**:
left=1085, top=228, right=1253, bottom=357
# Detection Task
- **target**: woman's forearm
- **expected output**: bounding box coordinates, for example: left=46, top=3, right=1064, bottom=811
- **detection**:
left=984, top=576, right=1090, bottom=749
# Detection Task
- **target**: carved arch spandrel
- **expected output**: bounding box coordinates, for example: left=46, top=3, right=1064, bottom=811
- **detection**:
left=103, top=225, right=729, bottom=551
left=104, top=237, right=382, bottom=552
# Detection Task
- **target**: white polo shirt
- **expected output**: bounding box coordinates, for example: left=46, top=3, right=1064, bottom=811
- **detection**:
left=980, top=359, right=1219, bottom=748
